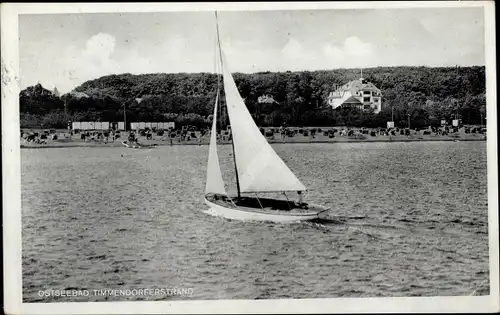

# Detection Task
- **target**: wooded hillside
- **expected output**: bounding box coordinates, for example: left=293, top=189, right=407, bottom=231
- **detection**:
left=20, top=66, right=486, bottom=129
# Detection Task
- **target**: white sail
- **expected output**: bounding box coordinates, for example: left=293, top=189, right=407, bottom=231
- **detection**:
left=220, top=52, right=306, bottom=193
left=205, top=91, right=227, bottom=195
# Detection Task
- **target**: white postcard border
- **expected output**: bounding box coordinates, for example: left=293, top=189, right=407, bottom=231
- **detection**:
left=2, top=1, right=498, bottom=314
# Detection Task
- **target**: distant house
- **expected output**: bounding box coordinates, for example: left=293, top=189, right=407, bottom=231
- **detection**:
left=69, top=91, right=90, bottom=99
left=258, top=94, right=276, bottom=104
left=327, top=77, right=382, bottom=114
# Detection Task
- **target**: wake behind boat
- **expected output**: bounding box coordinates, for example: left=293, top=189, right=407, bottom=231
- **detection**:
left=203, top=12, right=330, bottom=223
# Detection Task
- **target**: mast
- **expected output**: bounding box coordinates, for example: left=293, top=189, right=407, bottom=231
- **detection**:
left=215, top=11, right=241, bottom=198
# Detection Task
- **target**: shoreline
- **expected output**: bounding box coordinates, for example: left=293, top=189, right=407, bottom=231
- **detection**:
left=20, top=136, right=486, bottom=149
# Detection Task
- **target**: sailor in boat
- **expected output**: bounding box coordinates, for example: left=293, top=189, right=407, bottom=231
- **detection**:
left=297, top=191, right=303, bottom=204
left=296, top=191, right=309, bottom=209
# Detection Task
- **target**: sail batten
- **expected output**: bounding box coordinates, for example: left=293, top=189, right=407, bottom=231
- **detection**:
left=220, top=50, right=307, bottom=193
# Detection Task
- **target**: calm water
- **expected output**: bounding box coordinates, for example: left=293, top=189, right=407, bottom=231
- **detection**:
left=21, top=141, right=489, bottom=302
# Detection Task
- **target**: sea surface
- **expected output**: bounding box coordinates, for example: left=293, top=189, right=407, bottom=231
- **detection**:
left=21, top=141, right=490, bottom=302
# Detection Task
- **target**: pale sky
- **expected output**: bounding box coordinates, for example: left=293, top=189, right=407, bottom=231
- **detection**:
left=19, top=8, right=485, bottom=93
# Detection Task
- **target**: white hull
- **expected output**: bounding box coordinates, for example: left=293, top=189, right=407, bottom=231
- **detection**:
left=122, top=141, right=134, bottom=148
left=204, top=198, right=329, bottom=223
left=122, top=141, right=155, bottom=149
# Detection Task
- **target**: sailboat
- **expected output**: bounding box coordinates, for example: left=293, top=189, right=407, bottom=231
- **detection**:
left=204, top=12, right=330, bottom=222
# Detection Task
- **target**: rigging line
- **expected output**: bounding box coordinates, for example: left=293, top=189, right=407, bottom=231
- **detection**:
left=215, top=11, right=241, bottom=199
left=255, top=193, right=264, bottom=209
left=282, top=192, right=293, bottom=210
left=226, top=195, right=238, bottom=208
left=214, top=27, right=221, bottom=135
left=214, top=12, right=223, bottom=134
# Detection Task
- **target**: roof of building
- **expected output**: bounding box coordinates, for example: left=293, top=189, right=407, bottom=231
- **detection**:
left=333, top=78, right=381, bottom=94
left=342, top=96, right=362, bottom=105
left=360, top=81, right=381, bottom=92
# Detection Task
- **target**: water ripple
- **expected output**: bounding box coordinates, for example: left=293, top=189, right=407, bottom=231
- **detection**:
left=21, top=142, right=489, bottom=302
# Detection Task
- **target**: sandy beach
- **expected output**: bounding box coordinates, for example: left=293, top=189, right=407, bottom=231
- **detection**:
left=20, top=130, right=486, bottom=149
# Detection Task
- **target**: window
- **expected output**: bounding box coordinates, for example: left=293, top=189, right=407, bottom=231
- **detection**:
left=363, top=90, right=371, bottom=95
left=363, top=97, right=371, bottom=102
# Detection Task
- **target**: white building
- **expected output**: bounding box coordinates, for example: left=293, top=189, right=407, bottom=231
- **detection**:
left=258, top=94, right=276, bottom=104
left=327, top=77, right=382, bottom=114
left=70, top=91, right=90, bottom=99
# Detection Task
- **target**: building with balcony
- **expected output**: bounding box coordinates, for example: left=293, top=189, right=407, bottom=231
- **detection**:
left=327, top=77, right=382, bottom=113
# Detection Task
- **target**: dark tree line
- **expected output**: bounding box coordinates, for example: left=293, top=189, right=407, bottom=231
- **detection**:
left=20, top=66, right=486, bottom=129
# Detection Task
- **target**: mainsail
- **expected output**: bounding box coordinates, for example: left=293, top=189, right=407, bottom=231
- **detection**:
left=220, top=50, right=307, bottom=193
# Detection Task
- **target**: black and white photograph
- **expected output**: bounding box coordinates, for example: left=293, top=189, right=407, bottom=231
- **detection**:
left=2, top=1, right=498, bottom=314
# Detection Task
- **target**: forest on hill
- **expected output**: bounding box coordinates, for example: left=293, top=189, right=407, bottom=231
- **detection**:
left=19, top=66, right=486, bottom=129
